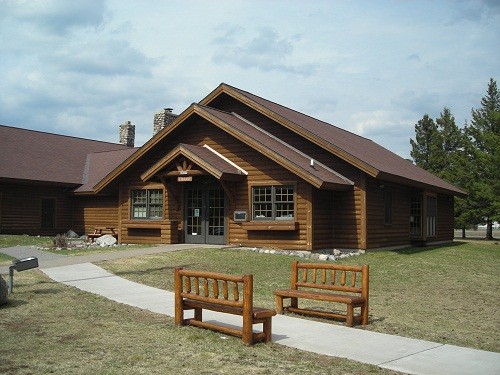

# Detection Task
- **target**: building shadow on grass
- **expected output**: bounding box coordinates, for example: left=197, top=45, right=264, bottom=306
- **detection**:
left=390, top=241, right=467, bottom=255
left=111, top=263, right=196, bottom=277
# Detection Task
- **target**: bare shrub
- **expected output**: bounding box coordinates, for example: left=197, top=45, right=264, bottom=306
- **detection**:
left=53, top=234, right=70, bottom=248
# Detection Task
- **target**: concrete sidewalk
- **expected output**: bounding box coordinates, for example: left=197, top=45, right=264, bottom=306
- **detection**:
left=2, top=245, right=499, bottom=374
left=39, top=262, right=500, bottom=375
left=0, top=244, right=221, bottom=274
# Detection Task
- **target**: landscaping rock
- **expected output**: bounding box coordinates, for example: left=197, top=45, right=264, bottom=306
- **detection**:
left=233, top=246, right=364, bottom=261
left=95, top=234, right=117, bottom=247
left=66, top=229, right=79, bottom=238
left=0, top=275, right=8, bottom=305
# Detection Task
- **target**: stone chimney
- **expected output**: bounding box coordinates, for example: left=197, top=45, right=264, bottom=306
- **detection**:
left=119, top=121, right=135, bottom=147
left=153, top=108, right=177, bottom=135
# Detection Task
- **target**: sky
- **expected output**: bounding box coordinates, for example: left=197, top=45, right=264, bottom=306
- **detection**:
left=1, top=0, right=499, bottom=158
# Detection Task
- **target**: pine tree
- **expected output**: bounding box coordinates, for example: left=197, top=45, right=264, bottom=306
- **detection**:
left=465, top=78, right=500, bottom=239
left=410, top=114, right=442, bottom=172
left=435, top=108, right=473, bottom=237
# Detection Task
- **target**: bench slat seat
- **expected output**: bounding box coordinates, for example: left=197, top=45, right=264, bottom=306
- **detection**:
left=183, top=299, right=277, bottom=320
left=274, top=261, right=369, bottom=327
left=274, top=289, right=365, bottom=305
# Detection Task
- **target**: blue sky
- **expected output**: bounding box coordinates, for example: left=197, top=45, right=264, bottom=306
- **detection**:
left=1, top=0, right=499, bottom=157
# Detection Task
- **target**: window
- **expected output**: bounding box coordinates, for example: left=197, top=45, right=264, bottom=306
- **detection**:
left=41, top=198, right=55, bottom=229
left=252, top=185, right=294, bottom=220
left=410, top=196, right=421, bottom=237
left=427, top=195, right=437, bottom=237
left=131, top=189, right=163, bottom=219
left=384, top=191, right=392, bottom=225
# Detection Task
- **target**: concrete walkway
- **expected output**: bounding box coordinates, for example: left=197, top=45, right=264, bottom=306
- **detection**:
left=2, top=245, right=500, bottom=375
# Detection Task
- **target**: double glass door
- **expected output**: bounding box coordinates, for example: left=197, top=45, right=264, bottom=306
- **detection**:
left=185, top=185, right=226, bottom=245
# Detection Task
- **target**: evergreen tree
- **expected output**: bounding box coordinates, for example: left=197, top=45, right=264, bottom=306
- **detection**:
left=465, top=78, right=500, bottom=239
left=435, top=108, right=473, bottom=237
left=410, top=114, right=442, bottom=172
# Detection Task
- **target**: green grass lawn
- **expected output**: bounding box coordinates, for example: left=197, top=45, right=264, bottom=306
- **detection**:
left=98, top=240, right=500, bottom=352
left=0, top=234, right=54, bottom=249
left=1, top=239, right=498, bottom=374
left=1, top=271, right=395, bottom=374
left=0, top=235, right=154, bottom=265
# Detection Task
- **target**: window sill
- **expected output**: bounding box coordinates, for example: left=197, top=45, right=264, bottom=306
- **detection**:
left=242, top=221, right=299, bottom=231
left=122, top=220, right=164, bottom=229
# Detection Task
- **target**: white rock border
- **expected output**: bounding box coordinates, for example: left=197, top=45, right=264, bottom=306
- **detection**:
left=229, top=247, right=365, bottom=261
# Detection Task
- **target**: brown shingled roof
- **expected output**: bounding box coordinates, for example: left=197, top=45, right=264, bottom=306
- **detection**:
left=197, top=105, right=354, bottom=190
left=0, top=125, right=133, bottom=186
left=75, top=148, right=138, bottom=193
left=202, top=84, right=466, bottom=196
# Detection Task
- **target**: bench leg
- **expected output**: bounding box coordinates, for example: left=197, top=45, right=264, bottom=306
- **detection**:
left=242, top=320, right=253, bottom=346
left=361, top=302, right=369, bottom=325
left=346, top=304, right=354, bottom=327
left=275, top=295, right=284, bottom=314
left=290, top=297, right=298, bottom=309
left=263, top=317, right=272, bottom=343
left=194, top=307, right=202, bottom=322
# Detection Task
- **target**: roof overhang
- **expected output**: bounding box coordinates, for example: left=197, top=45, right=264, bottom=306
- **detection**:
left=377, top=171, right=468, bottom=197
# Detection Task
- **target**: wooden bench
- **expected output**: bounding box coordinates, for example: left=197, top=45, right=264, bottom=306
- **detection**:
left=274, top=261, right=369, bottom=327
left=87, top=227, right=118, bottom=242
left=174, top=267, right=276, bottom=345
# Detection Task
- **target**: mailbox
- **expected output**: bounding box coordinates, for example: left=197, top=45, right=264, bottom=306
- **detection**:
left=8, top=256, right=39, bottom=293
left=13, top=257, right=39, bottom=271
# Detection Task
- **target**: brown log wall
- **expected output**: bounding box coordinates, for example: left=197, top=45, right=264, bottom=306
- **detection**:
left=365, top=177, right=412, bottom=249
left=312, top=188, right=334, bottom=250
left=115, top=116, right=313, bottom=249
left=71, top=195, right=119, bottom=237
left=0, top=183, right=73, bottom=236
left=436, top=194, right=454, bottom=242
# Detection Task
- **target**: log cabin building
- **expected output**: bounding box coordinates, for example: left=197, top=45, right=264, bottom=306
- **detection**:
left=0, top=83, right=465, bottom=251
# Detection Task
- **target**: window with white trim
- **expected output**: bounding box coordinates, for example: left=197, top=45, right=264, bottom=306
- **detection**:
left=252, top=185, right=294, bottom=220
left=131, top=189, right=163, bottom=219
left=427, top=195, right=437, bottom=237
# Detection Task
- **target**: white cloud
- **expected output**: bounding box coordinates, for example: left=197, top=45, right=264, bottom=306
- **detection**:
left=350, top=110, right=416, bottom=157
left=0, top=0, right=498, bottom=157
left=212, top=25, right=317, bottom=76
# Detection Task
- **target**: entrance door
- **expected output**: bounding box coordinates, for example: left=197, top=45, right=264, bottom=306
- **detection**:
left=185, top=185, right=226, bottom=245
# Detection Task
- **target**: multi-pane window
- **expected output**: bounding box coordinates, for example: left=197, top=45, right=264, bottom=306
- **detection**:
left=131, top=189, right=163, bottom=219
left=427, top=196, right=437, bottom=237
left=252, top=185, right=294, bottom=220
left=410, top=196, right=422, bottom=237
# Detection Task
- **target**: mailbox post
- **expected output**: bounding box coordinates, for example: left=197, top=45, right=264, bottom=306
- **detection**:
left=8, top=256, right=39, bottom=293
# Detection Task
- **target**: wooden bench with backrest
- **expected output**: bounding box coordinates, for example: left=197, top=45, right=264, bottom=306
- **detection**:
left=174, top=267, right=276, bottom=345
left=274, top=261, right=369, bottom=327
